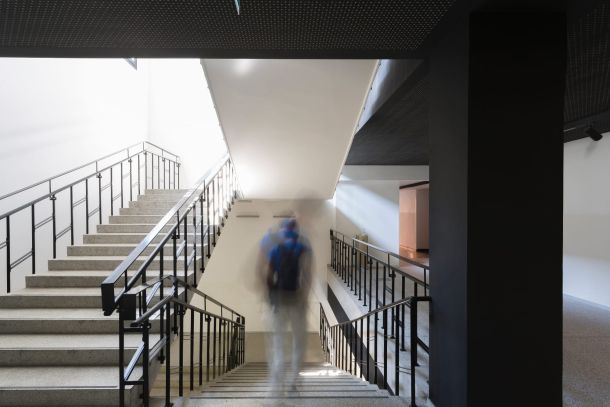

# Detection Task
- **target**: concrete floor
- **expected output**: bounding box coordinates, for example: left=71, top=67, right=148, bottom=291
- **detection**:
left=563, top=294, right=610, bottom=407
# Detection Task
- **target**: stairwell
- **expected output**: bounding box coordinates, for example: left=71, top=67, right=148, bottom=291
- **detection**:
left=0, top=189, right=198, bottom=406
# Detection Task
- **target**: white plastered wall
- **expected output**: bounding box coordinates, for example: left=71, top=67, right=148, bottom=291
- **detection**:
left=564, top=132, right=610, bottom=307
left=0, top=58, right=227, bottom=294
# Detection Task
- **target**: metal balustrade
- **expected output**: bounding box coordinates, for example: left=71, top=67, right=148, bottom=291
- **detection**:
left=100, top=156, right=244, bottom=407
left=326, top=229, right=431, bottom=405
left=0, top=141, right=180, bottom=293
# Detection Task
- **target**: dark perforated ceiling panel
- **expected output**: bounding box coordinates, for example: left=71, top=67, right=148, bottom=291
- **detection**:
left=0, top=0, right=455, bottom=57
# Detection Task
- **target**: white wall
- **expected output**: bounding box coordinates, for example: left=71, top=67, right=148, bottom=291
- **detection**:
left=191, top=199, right=335, bottom=332
left=564, top=132, right=610, bottom=307
left=335, top=180, right=400, bottom=252
left=0, top=58, right=228, bottom=294
left=147, top=59, right=227, bottom=188
left=0, top=58, right=148, bottom=205
left=0, top=58, right=150, bottom=293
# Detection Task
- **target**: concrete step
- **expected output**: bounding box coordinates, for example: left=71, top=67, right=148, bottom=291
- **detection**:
left=120, top=207, right=183, bottom=215
left=144, top=189, right=190, bottom=195
left=67, top=243, right=206, bottom=257
left=110, top=215, right=167, bottom=224
left=0, top=334, right=141, bottom=366
left=84, top=232, right=203, bottom=244
left=0, top=286, right=186, bottom=308
left=130, top=200, right=182, bottom=209
left=0, top=366, right=140, bottom=406
left=48, top=256, right=203, bottom=271
left=25, top=271, right=195, bottom=288
left=0, top=308, right=164, bottom=334
left=97, top=224, right=202, bottom=233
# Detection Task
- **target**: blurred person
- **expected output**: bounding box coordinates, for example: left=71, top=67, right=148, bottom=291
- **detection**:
left=257, top=217, right=312, bottom=397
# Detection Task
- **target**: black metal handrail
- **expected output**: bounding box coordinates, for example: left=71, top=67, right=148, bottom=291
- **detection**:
left=119, top=274, right=245, bottom=407
left=0, top=141, right=180, bottom=293
left=330, top=229, right=429, bottom=321
left=319, top=296, right=430, bottom=407
left=99, top=154, right=240, bottom=406
left=101, top=155, right=236, bottom=316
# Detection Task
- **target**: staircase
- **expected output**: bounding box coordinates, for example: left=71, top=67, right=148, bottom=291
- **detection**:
left=185, top=362, right=404, bottom=406
left=0, top=189, right=196, bottom=406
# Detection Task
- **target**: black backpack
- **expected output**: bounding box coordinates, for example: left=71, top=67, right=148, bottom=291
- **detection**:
left=269, top=239, right=303, bottom=291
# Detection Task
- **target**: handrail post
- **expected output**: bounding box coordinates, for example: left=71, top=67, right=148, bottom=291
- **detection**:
left=410, top=297, right=418, bottom=406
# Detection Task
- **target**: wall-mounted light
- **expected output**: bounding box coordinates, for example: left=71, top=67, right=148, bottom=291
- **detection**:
left=585, top=126, right=603, bottom=141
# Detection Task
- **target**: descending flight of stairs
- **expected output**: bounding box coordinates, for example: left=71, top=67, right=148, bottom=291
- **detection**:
left=0, top=189, right=201, bottom=406
left=182, top=362, right=404, bottom=407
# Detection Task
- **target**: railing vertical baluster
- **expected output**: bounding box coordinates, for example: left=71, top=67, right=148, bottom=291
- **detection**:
left=183, top=217, right=188, bottom=303
left=383, top=308, right=388, bottom=390
left=137, top=153, right=141, bottom=196
left=401, top=276, right=406, bottom=351
left=118, top=306, right=125, bottom=407
left=51, top=194, right=57, bottom=259
left=129, top=158, right=133, bottom=201
left=177, top=162, right=180, bottom=189
left=6, top=216, right=11, bottom=293
left=190, top=308, right=195, bottom=391
left=165, top=302, right=171, bottom=406
left=390, top=270, right=396, bottom=338
left=206, top=315, right=211, bottom=382
left=172, top=231, right=178, bottom=333
left=212, top=317, right=217, bottom=379
left=366, top=314, right=371, bottom=382
left=159, top=248, right=165, bottom=364
left=163, top=158, right=166, bottom=189
left=179, top=304, right=184, bottom=397
left=144, top=152, right=148, bottom=192
left=395, top=304, right=400, bottom=396
left=410, top=298, right=418, bottom=407
left=359, top=318, right=365, bottom=379
left=120, top=162, right=124, bottom=208
left=363, top=254, right=367, bottom=306
left=157, top=155, right=160, bottom=189
left=69, top=186, right=74, bottom=245
left=200, top=195, right=205, bottom=276
left=375, top=262, right=379, bottom=311
left=206, top=186, right=211, bottom=259
left=97, top=173, right=102, bottom=224
left=199, top=313, right=203, bottom=386
left=212, top=180, right=217, bottom=245
left=374, top=302, right=378, bottom=385
left=369, top=258, right=373, bottom=312
left=193, top=203, right=198, bottom=285
left=359, top=251, right=363, bottom=301
left=110, top=167, right=114, bottom=216
left=218, top=319, right=223, bottom=375
left=142, top=320, right=150, bottom=407
left=31, top=205, right=36, bottom=275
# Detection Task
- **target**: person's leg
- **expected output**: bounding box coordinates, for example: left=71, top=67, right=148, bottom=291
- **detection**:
left=270, top=303, right=287, bottom=395
left=288, top=302, right=307, bottom=388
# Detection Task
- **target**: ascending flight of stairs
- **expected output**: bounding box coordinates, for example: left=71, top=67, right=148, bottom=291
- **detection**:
left=0, top=189, right=201, bottom=406
left=182, top=362, right=404, bottom=406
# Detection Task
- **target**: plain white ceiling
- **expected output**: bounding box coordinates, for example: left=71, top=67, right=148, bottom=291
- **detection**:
left=201, top=59, right=377, bottom=199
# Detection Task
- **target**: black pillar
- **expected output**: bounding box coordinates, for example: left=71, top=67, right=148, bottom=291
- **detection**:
left=429, top=11, right=566, bottom=407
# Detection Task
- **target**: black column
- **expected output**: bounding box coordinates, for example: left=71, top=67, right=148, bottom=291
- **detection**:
left=429, top=11, right=566, bottom=407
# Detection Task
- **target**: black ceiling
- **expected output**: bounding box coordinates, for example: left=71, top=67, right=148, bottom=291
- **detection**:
left=0, top=0, right=455, bottom=58
left=346, top=0, right=610, bottom=165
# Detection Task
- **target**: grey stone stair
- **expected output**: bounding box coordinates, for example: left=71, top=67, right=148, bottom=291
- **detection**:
left=0, top=188, right=191, bottom=406
left=181, top=363, right=405, bottom=406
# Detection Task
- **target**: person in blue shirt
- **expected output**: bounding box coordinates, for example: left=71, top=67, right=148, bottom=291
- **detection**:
left=257, top=217, right=312, bottom=397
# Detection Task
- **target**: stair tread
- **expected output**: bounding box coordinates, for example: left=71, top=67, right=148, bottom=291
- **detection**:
left=0, top=308, right=112, bottom=319
left=0, top=334, right=141, bottom=349
left=0, top=366, right=134, bottom=388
